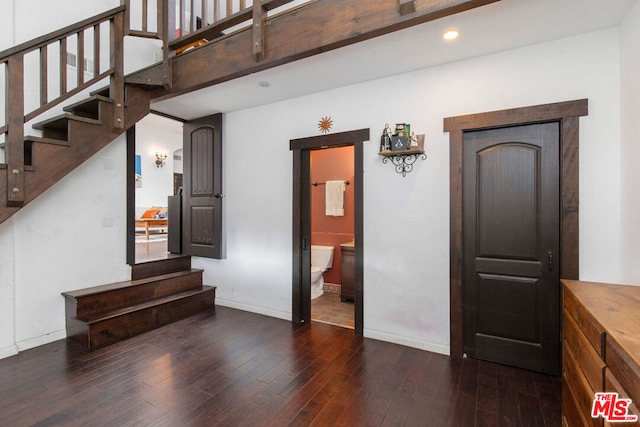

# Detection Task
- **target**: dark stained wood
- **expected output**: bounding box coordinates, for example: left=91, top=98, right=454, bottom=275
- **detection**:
left=39, top=46, right=48, bottom=106
left=354, top=140, right=364, bottom=337
left=142, top=0, right=149, bottom=32
left=132, top=255, right=192, bottom=280
left=6, top=54, right=25, bottom=206
left=0, top=306, right=561, bottom=426
left=60, top=38, right=68, bottom=95
left=183, top=113, right=223, bottom=259
left=147, top=0, right=501, bottom=99
left=127, top=125, right=136, bottom=266
left=25, top=69, right=115, bottom=123
left=290, top=128, right=370, bottom=151
left=289, top=143, right=310, bottom=336
left=291, top=129, right=368, bottom=336
left=63, top=255, right=215, bottom=349
left=341, top=244, right=355, bottom=301
left=77, top=30, right=85, bottom=86
left=110, top=12, right=125, bottom=131
left=443, top=99, right=589, bottom=132
left=1, top=85, right=151, bottom=224
left=63, top=269, right=204, bottom=318
left=561, top=117, right=580, bottom=280
left=0, top=5, right=126, bottom=61
left=444, top=99, right=588, bottom=359
left=462, top=123, right=561, bottom=375
left=448, top=129, right=464, bottom=359
left=252, top=0, right=266, bottom=61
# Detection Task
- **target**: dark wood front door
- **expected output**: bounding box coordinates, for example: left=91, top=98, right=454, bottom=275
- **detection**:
left=183, top=113, right=222, bottom=259
left=462, top=122, right=561, bottom=375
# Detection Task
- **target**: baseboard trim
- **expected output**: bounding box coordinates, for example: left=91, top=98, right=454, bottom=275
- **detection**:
left=215, top=298, right=291, bottom=322
left=364, top=328, right=450, bottom=356
left=16, top=329, right=67, bottom=353
left=0, top=344, right=18, bottom=360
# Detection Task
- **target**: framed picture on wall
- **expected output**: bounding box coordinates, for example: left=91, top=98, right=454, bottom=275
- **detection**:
left=135, top=155, right=142, bottom=188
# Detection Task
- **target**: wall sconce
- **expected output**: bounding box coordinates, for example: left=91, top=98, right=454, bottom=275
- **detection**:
left=155, top=152, right=167, bottom=168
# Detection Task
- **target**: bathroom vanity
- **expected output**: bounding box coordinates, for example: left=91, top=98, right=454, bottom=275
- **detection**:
left=340, top=242, right=355, bottom=302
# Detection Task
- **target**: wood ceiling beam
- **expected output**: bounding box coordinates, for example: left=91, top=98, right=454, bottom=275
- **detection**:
left=138, top=0, right=500, bottom=100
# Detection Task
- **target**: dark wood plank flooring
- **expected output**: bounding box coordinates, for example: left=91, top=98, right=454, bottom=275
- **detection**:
left=0, top=307, right=561, bottom=426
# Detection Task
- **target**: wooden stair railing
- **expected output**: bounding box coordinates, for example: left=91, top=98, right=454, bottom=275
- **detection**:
left=0, top=2, right=178, bottom=224
left=0, top=6, right=127, bottom=210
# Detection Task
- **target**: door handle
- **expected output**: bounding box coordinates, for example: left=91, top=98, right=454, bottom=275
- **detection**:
left=213, top=193, right=222, bottom=199
left=547, top=250, right=553, bottom=271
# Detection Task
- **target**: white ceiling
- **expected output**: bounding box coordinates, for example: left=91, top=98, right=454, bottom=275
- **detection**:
left=149, top=0, right=637, bottom=122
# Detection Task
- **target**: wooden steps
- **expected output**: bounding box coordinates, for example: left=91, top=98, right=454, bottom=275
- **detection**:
left=0, top=84, right=151, bottom=224
left=62, top=256, right=215, bottom=349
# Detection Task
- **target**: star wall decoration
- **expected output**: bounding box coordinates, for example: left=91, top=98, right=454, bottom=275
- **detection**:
left=318, top=116, right=333, bottom=133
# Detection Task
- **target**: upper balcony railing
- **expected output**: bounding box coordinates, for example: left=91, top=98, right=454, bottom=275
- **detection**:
left=125, top=0, right=308, bottom=59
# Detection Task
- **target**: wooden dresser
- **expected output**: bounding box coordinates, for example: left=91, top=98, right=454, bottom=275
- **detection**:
left=562, top=280, right=640, bottom=426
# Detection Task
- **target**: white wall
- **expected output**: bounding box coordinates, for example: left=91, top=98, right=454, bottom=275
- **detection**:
left=135, top=116, right=182, bottom=208
left=195, top=28, right=622, bottom=355
left=0, top=11, right=629, bottom=359
left=620, top=0, right=640, bottom=285
left=0, top=135, right=129, bottom=357
left=0, top=0, right=171, bottom=358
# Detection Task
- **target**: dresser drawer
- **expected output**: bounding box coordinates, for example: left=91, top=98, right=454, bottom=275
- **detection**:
left=563, top=284, right=606, bottom=357
left=606, top=336, right=640, bottom=409
left=604, top=368, right=639, bottom=426
left=563, top=379, right=598, bottom=427
left=564, top=342, right=603, bottom=427
left=564, top=309, right=606, bottom=392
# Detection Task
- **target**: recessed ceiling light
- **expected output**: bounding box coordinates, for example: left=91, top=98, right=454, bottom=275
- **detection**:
left=258, top=81, right=270, bottom=87
left=443, top=29, right=459, bottom=41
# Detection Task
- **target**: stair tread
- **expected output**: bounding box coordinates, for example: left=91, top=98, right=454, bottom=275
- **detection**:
left=24, top=135, right=70, bottom=146
left=63, top=95, right=113, bottom=115
left=0, top=162, right=34, bottom=171
left=62, top=268, right=204, bottom=299
left=32, top=113, right=101, bottom=130
left=90, top=86, right=111, bottom=98
left=81, top=285, right=216, bottom=323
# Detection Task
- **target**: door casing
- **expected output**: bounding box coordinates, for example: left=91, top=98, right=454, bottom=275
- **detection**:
left=290, top=129, right=368, bottom=336
left=444, top=99, right=588, bottom=358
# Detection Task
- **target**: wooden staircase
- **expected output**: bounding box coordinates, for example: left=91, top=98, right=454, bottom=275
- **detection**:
left=62, top=256, right=216, bottom=349
left=0, top=84, right=152, bottom=224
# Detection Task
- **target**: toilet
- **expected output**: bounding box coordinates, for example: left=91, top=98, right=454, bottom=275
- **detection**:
left=311, top=245, right=334, bottom=299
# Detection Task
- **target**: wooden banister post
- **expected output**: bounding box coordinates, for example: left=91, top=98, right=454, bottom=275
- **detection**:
left=6, top=54, right=25, bottom=206
left=252, top=0, right=266, bottom=62
left=122, top=0, right=131, bottom=35
left=161, top=0, right=174, bottom=89
left=111, top=12, right=125, bottom=132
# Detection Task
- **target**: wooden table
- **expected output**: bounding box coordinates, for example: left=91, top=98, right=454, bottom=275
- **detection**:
left=135, top=218, right=168, bottom=240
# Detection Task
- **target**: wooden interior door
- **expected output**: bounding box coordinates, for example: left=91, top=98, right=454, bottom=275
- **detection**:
left=183, top=113, right=223, bottom=259
left=462, top=122, right=561, bottom=375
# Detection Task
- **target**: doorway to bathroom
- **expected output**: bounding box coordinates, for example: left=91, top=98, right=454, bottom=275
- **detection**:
left=309, top=146, right=355, bottom=329
left=290, top=129, right=368, bottom=336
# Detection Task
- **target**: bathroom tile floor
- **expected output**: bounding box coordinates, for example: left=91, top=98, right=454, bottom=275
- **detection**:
left=311, top=291, right=355, bottom=329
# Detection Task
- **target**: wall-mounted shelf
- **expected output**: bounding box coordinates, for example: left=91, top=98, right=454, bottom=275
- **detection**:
left=378, top=149, right=427, bottom=177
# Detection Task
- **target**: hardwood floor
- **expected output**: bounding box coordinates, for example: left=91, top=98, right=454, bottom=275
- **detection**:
left=135, top=234, right=172, bottom=263
left=0, top=307, right=561, bottom=426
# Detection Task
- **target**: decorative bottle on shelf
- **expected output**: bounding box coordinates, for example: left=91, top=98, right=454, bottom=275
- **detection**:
left=381, top=123, right=392, bottom=152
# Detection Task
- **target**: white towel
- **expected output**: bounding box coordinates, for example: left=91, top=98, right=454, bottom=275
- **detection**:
left=325, top=180, right=345, bottom=216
